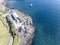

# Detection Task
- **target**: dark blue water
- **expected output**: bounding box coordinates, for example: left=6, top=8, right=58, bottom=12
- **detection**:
left=7, top=0, right=60, bottom=45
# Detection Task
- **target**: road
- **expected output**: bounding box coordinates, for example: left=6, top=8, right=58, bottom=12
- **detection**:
left=9, top=36, right=13, bottom=45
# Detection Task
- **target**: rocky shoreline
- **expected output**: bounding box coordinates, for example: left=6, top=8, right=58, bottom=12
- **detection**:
left=0, top=0, right=35, bottom=45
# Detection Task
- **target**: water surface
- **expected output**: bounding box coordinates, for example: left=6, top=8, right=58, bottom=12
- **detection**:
left=7, top=0, right=60, bottom=45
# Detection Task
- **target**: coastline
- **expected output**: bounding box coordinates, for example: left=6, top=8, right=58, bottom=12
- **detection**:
left=0, top=0, right=35, bottom=45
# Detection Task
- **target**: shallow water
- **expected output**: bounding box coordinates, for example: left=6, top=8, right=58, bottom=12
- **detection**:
left=7, top=0, right=60, bottom=45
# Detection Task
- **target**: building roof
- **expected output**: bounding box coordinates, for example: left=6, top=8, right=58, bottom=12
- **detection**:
left=12, top=12, right=19, bottom=18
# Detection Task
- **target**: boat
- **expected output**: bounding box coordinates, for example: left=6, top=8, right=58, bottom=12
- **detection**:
left=29, top=4, right=33, bottom=7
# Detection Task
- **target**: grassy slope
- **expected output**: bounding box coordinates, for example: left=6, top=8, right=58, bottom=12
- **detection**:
left=13, top=36, right=19, bottom=45
left=0, top=15, right=10, bottom=45
left=0, top=10, right=7, bottom=14
left=9, top=18, right=19, bottom=45
left=6, top=15, right=19, bottom=45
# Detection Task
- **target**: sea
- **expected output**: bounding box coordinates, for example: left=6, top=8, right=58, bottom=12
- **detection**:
left=7, top=0, right=60, bottom=45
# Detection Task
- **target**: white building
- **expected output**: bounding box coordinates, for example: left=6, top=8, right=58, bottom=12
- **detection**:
left=12, top=12, right=19, bottom=18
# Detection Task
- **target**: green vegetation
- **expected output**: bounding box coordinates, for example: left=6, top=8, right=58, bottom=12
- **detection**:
left=0, top=14, right=10, bottom=45
left=6, top=15, right=16, bottom=34
left=0, top=14, right=9, bottom=28
left=6, top=15, right=19, bottom=45
left=11, top=20, right=19, bottom=45
left=13, top=36, right=19, bottom=45
left=0, top=10, right=7, bottom=14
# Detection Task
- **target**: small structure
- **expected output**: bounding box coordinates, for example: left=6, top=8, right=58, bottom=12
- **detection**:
left=12, top=12, right=19, bottom=18
left=29, top=4, right=33, bottom=7
left=11, top=12, right=21, bottom=23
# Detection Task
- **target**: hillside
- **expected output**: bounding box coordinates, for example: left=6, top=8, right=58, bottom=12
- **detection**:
left=0, top=14, right=10, bottom=45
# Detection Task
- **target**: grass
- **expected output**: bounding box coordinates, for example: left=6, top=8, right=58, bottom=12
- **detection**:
left=0, top=10, right=7, bottom=14
left=13, top=36, right=19, bottom=45
left=6, top=15, right=19, bottom=45
left=10, top=21, right=19, bottom=45
left=0, top=14, right=9, bottom=28
left=6, top=15, right=16, bottom=34
left=9, top=17, right=19, bottom=45
left=10, top=21, right=16, bottom=35
left=0, top=14, right=10, bottom=45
